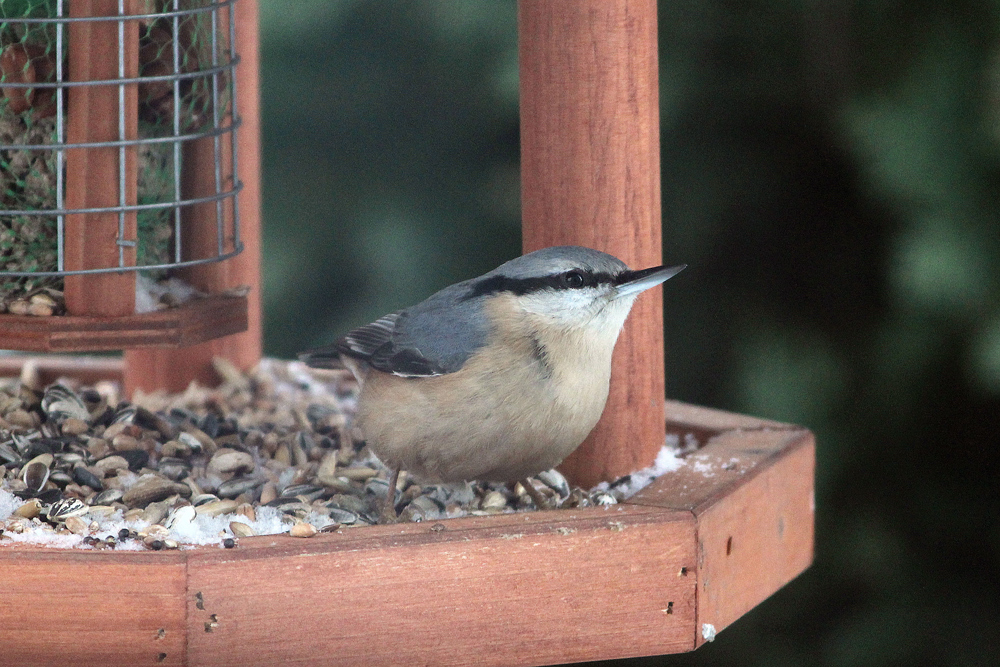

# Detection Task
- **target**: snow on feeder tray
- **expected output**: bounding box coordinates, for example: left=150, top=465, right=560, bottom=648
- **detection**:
left=0, top=357, right=814, bottom=666
left=0, top=0, right=247, bottom=351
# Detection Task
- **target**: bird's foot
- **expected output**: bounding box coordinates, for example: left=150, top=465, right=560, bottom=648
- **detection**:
left=379, top=468, right=402, bottom=524
left=519, top=478, right=551, bottom=510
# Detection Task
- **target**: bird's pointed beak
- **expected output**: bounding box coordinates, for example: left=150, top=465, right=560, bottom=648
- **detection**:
left=614, top=264, right=686, bottom=298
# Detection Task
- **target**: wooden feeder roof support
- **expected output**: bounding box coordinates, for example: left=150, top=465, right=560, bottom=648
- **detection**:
left=519, top=0, right=667, bottom=489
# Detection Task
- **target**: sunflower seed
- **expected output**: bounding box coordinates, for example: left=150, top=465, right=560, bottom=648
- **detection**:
left=157, top=457, right=191, bottom=481
left=22, top=453, right=53, bottom=493
left=63, top=516, right=90, bottom=535
left=41, top=384, right=90, bottom=423
left=122, top=475, right=184, bottom=508
left=191, top=494, right=220, bottom=506
left=216, top=476, right=263, bottom=499
left=93, top=488, right=123, bottom=505
left=281, top=484, right=324, bottom=502
left=61, top=418, right=90, bottom=436
left=326, top=507, right=359, bottom=525
left=479, top=490, right=508, bottom=511
left=46, top=497, right=87, bottom=521
left=537, top=469, right=571, bottom=500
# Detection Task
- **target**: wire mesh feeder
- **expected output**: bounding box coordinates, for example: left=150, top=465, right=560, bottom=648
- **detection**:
left=0, top=0, right=242, bottom=320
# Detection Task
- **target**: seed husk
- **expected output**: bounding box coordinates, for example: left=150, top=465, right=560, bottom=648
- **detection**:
left=207, top=448, right=254, bottom=477
left=13, top=498, right=43, bottom=519
left=63, top=516, right=89, bottom=535
left=288, top=522, right=317, bottom=538
left=338, top=467, right=379, bottom=481
left=0, top=359, right=635, bottom=550
left=122, top=475, right=185, bottom=508
left=229, top=521, right=256, bottom=537
left=195, top=499, right=239, bottom=517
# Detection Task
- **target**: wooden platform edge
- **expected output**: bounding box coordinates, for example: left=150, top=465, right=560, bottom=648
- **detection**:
left=630, top=408, right=816, bottom=648
left=0, top=353, right=125, bottom=386
left=186, top=505, right=698, bottom=667
left=0, top=549, right=188, bottom=666
left=0, top=294, right=248, bottom=352
left=694, top=432, right=815, bottom=645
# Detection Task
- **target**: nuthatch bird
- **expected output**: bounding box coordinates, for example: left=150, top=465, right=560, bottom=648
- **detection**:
left=300, top=246, right=684, bottom=516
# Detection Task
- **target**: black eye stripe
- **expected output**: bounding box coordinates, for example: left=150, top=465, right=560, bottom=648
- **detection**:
left=464, top=271, right=616, bottom=300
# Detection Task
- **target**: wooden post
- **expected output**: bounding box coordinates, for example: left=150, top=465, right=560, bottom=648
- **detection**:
left=519, top=0, right=665, bottom=487
left=64, top=0, right=139, bottom=316
left=124, top=0, right=262, bottom=394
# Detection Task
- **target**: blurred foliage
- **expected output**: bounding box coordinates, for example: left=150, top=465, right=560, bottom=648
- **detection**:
left=259, top=1, right=1000, bottom=665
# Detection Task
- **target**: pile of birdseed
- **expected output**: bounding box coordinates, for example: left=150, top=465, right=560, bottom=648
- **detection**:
left=0, top=358, right=676, bottom=550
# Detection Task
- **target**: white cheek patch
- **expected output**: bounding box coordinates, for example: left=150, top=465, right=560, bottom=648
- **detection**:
left=518, top=289, right=637, bottom=336
left=519, top=289, right=599, bottom=324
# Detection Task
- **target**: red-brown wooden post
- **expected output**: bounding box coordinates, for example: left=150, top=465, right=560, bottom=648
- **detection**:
left=519, top=0, right=665, bottom=487
left=64, top=0, right=140, bottom=317
left=124, top=0, right=262, bottom=394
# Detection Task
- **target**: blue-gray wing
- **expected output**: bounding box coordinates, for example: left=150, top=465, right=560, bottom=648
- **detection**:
left=299, top=282, right=489, bottom=378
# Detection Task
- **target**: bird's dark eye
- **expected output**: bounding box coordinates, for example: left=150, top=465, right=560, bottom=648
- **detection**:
left=563, top=270, right=586, bottom=288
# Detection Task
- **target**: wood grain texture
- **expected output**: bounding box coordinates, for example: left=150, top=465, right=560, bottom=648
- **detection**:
left=631, top=406, right=816, bottom=644
left=0, top=551, right=187, bottom=666
left=0, top=294, right=247, bottom=352
left=125, top=0, right=262, bottom=394
left=693, top=435, right=814, bottom=643
left=187, top=505, right=696, bottom=667
left=63, top=0, right=139, bottom=317
left=519, top=0, right=665, bottom=488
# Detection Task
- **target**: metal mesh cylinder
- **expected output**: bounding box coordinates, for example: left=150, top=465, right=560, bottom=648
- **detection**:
left=0, top=0, right=242, bottom=299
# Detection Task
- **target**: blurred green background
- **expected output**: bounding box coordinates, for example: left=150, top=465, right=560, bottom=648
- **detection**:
left=259, top=1, right=999, bottom=665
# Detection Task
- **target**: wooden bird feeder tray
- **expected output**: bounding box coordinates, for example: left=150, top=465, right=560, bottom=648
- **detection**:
left=0, top=381, right=814, bottom=667
left=0, top=293, right=247, bottom=352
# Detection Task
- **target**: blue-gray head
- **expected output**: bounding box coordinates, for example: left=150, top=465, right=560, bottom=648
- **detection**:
left=464, top=245, right=686, bottom=331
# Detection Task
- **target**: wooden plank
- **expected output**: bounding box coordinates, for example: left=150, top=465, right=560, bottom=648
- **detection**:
left=125, top=0, right=263, bottom=395
left=0, top=550, right=187, bottom=666
left=0, top=294, right=247, bottom=352
left=631, top=424, right=816, bottom=646
left=693, top=435, right=814, bottom=643
left=228, top=0, right=264, bottom=372
left=632, top=427, right=812, bottom=512
left=518, top=0, right=665, bottom=488
left=665, top=400, right=794, bottom=432
left=0, top=354, right=124, bottom=385
left=64, top=0, right=139, bottom=317
left=187, top=505, right=696, bottom=667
